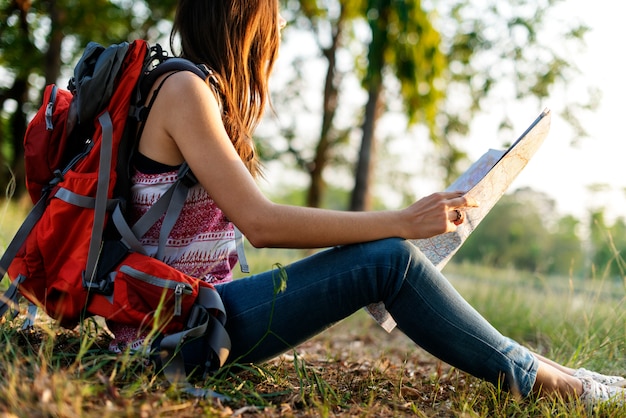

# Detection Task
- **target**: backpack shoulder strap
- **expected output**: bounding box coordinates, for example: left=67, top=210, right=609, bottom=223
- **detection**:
left=129, top=54, right=214, bottom=147
left=130, top=47, right=214, bottom=123
left=140, top=57, right=209, bottom=95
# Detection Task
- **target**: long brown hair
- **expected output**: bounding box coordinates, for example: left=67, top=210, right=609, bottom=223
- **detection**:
left=170, top=0, right=281, bottom=176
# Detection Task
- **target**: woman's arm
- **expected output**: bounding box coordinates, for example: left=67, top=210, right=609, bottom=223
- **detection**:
left=138, top=71, right=477, bottom=249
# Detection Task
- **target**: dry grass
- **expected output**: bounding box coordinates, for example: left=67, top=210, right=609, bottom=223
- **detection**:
left=1, top=306, right=622, bottom=417
left=1, top=311, right=471, bottom=417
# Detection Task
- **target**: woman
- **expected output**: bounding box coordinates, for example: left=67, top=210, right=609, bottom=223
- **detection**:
left=108, top=0, right=625, bottom=409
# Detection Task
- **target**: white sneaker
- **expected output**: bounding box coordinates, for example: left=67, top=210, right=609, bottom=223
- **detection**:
left=579, top=376, right=626, bottom=410
left=574, top=367, right=626, bottom=387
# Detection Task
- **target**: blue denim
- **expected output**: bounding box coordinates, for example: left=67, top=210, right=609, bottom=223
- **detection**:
left=215, top=238, right=538, bottom=396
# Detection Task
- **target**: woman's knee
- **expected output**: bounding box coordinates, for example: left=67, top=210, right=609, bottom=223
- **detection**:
left=357, top=236, right=404, bottom=253
left=358, top=238, right=423, bottom=270
left=355, top=238, right=426, bottom=294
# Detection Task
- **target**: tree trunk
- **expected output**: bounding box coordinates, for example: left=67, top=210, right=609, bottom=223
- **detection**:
left=306, top=18, right=343, bottom=208
left=45, top=0, right=64, bottom=86
left=350, top=0, right=390, bottom=211
left=350, top=83, right=382, bottom=211
left=8, top=79, right=28, bottom=197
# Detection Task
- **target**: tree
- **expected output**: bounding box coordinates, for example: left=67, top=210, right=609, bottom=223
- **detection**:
left=262, top=0, right=365, bottom=209
left=350, top=0, right=443, bottom=210
left=273, top=0, right=444, bottom=210
left=588, top=209, right=626, bottom=281
left=547, top=214, right=584, bottom=276
left=275, top=0, right=590, bottom=211
left=0, top=0, right=177, bottom=196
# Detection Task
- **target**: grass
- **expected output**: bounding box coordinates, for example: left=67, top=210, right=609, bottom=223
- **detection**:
left=1, top=200, right=626, bottom=416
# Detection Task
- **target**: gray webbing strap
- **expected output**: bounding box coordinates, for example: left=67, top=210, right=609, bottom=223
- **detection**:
left=84, top=111, right=114, bottom=286
left=110, top=181, right=181, bottom=257
left=110, top=172, right=190, bottom=261
left=120, top=163, right=191, bottom=261
left=156, top=180, right=189, bottom=261
left=203, top=315, right=231, bottom=366
left=159, top=315, right=230, bottom=399
left=0, top=274, right=26, bottom=318
left=159, top=321, right=207, bottom=370
left=117, top=162, right=250, bottom=272
left=55, top=188, right=118, bottom=210
left=21, top=302, right=38, bottom=330
left=0, top=191, right=52, bottom=318
left=0, top=194, right=48, bottom=276
left=130, top=183, right=177, bottom=239
left=158, top=285, right=230, bottom=398
left=196, top=284, right=227, bottom=325
left=111, top=204, right=147, bottom=255
left=234, top=227, right=249, bottom=273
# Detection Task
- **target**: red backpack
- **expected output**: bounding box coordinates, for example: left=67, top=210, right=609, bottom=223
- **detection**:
left=0, top=40, right=230, bottom=395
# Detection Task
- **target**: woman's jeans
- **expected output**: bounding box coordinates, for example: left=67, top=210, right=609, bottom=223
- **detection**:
left=215, top=238, right=538, bottom=396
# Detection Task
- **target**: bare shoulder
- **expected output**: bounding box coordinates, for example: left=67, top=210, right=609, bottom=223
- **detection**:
left=156, top=70, right=216, bottom=105
left=147, top=69, right=223, bottom=129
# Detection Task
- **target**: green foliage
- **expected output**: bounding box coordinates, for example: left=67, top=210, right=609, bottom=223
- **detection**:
left=449, top=187, right=626, bottom=280
left=549, top=214, right=586, bottom=276
left=0, top=0, right=178, bottom=195
left=380, top=0, right=446, bottom=127
left=456, top=189, right=586, bottom=276
left=0, top=0, right=594, bottom=211
left=588, top=210, right=626, bottom=281
left=266, top=180, right=384, bottom=211
left=446, top=262, right=626, bottom=374
left=0, top=113, right=12, bottom=162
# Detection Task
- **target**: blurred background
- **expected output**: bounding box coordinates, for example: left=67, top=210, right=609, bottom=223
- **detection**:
left=0, top=0, right=624, bottom=280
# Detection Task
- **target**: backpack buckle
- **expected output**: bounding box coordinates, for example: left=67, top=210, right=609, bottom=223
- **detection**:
left=82, top=270, right=115, bottom=295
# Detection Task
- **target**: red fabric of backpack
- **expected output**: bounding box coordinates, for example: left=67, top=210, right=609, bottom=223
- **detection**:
left=22, top=85, right=73, bottom=203
left=0, top=40, right=231, bottom=395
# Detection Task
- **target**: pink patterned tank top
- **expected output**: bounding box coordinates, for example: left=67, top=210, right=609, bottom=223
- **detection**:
left=130, top=168, right=237, bottom=284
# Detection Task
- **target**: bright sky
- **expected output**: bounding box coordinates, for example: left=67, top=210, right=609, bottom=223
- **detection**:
left=476, top=0, right=624, bottom=221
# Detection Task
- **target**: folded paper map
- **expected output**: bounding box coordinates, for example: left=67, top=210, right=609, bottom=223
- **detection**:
left=367, top=108, right=552, bottom=332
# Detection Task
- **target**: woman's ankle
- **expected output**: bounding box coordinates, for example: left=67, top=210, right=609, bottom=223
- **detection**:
left=534, top=362, right=581, bottom=397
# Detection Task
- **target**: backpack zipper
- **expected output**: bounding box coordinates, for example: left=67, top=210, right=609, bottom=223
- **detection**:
left=119, top=265, right=194, bottom=316
left=59, top=139, right=93, bottom=177
left=47, top=138, right=94, bottom=190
